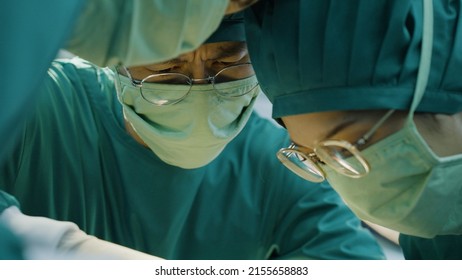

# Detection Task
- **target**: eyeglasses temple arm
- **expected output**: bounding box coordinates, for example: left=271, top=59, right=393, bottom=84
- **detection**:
left=356, top=109, right=395, bottom=146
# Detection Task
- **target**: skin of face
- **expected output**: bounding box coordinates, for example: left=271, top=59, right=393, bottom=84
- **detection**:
left=225, top=0, right=259, bottom=14
left=128, top=42, right=250, bottom=81
left=282, top=110, right=462, bottom=158
left=123, top=41, right=252, bottom=147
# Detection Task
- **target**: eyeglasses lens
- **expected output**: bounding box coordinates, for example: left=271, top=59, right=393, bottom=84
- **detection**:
left=315, top=144, right=368, bottom=178
left=277, top=149, right=325, bottom=182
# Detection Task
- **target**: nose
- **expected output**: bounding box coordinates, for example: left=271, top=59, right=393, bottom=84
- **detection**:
left=189, top=60, right=213, bottom=84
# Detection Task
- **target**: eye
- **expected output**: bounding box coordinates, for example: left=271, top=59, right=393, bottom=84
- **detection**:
left=147, top=62, right=183, bottom=74
left=155, top=67, right=175, bottom=74
left=214, top=55, right=251, bottom=67
left=211, top=60, right=239, bottom=71
left=151, top=66, right=182, bottom=74
left=215, top=61, right=232, bottom=67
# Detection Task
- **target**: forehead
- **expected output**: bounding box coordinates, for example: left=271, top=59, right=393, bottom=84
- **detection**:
left=174, top=41, right=248, bottom=61
left=126, top=42, right=248, bottom=77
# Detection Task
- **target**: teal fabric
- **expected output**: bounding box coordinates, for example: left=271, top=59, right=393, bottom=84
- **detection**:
left=0, top=222, right=23, bottom=260
left=399, top=234, right=462, bottom=259
left=0, top=0, right=83, bottom=260
left=0, top=192, right=23, bottom=260
left=205, top=12, right=246, bottom=43
left=0, top=0, right=83, bottom=161
left=0, top=57, right=385, bottom=260
left=0, top=191, right=20, bottom=213
left=244, top=0, right=462, bottom=118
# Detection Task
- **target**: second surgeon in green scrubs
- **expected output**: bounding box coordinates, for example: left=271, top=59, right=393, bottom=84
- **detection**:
left=245, top=0, right=462, bottom=259
left=0, top=14, right=384, bottom=259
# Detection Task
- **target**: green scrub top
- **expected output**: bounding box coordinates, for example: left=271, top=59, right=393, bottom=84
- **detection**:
left=0, top=223, right=23, bottom=260
left=0, top=0, right=83, bottom=161
left=0, top=57, right=384, bottom=260
left=399, top=234, right=462, bottom=260
left=0, top=192, right=23, bottom=260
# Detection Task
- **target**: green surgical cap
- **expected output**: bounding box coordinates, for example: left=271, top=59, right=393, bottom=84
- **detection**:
left=245, top=0, right=462, bottom=118
left=66, top=0, right=229, bottom=67
left=205, top=12, right=246, bottom=43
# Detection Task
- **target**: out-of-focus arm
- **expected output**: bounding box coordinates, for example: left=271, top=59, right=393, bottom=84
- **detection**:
left=363, top=221, right=400, bottom=245
left=0, top=206, right=163, bottom=260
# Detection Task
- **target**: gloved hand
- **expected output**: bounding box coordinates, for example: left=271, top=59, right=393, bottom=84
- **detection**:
left=0, top=206, right=163, bottom=260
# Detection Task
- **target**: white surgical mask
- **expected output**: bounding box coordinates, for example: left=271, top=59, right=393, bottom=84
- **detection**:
left=115, top=73, right=260, bottom=169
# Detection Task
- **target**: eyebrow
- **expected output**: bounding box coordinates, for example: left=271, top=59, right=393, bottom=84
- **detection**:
left=160, top=57, right=186, bottom=65
left=147, top=43, right=249, bottom=70
left=322, top=119, right=357, bottom=140
left=290, top=119, right=357, bottom=152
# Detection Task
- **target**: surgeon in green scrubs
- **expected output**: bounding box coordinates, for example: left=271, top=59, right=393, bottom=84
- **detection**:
left=0, top=0, right=257, bottom=259
left=0, top=13, right=384, bottom=259
left=245, top=0, right=462, bottom=259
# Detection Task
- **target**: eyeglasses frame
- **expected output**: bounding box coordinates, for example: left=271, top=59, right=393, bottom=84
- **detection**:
left=277, top=109, right=396, bottom=182
left=121, top=62, right=256, bottom=106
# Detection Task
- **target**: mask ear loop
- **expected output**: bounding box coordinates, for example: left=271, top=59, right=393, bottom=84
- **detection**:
left=407, top=0, right=434, bottom=122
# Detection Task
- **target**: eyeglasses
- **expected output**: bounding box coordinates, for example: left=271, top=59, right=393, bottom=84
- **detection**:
left=276, top=109, right=395, bottom=182
left=120, top=63, right=258, bottom=106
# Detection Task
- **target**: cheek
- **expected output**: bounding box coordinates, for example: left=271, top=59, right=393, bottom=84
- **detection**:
left=129, top=68, right=151, bottom=79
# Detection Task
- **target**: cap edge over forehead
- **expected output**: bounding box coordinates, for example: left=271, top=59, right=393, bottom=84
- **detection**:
left=271, top=86, right=462, bottom=118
